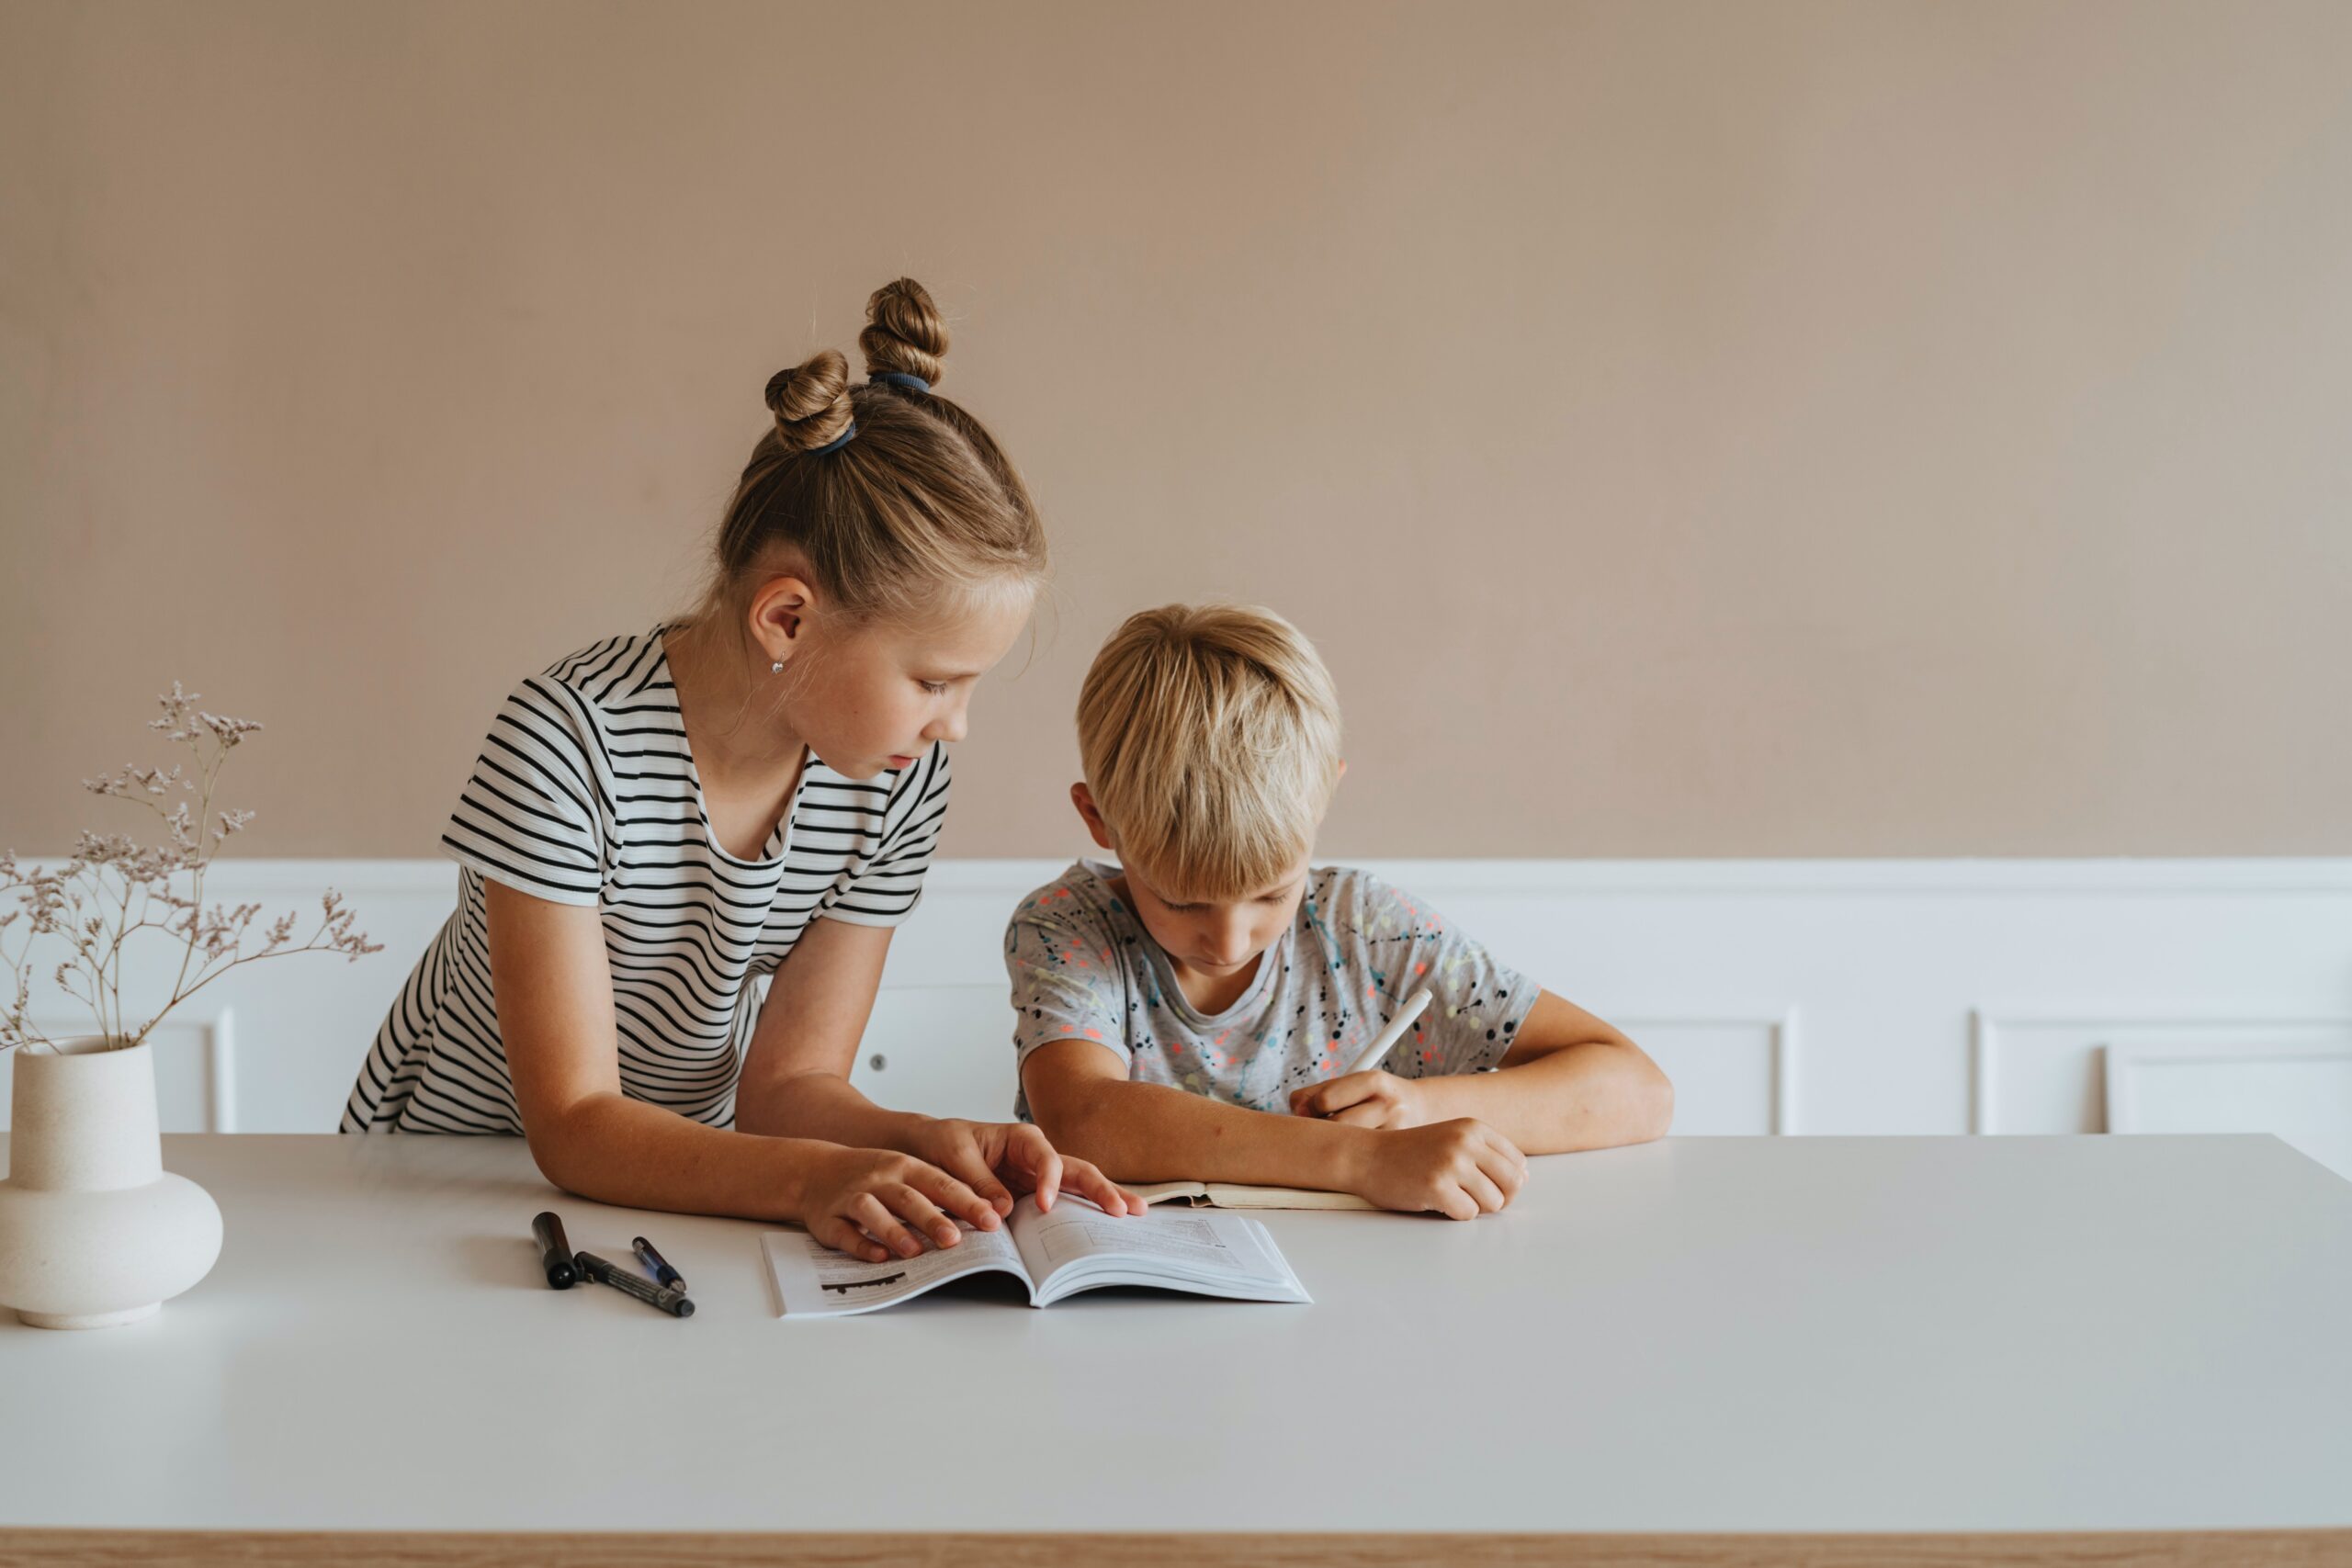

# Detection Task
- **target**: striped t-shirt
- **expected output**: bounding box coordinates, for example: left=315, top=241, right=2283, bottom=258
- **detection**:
left=340, top=626, right=949, bottom=1134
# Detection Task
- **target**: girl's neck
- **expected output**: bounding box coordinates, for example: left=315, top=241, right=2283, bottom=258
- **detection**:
left=662, top=620, right=807, bottom=786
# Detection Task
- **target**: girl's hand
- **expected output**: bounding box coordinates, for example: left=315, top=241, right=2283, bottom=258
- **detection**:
left=1290, top=1069, right=1429, bottom=1129
left=908, top=1118, right=1148, bottom=1217
left=1342, top=1118, right=1528, bottom=1220
left=798, top=1145, right=1002, bottom=1263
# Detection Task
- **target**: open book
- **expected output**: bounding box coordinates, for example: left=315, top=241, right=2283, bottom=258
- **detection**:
left=1129, top=1180, right=1377, bottom=1212
left=762, top=1195, right=1311, bottom=1316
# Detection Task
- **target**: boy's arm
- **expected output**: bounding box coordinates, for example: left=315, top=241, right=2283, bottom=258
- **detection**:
left=1022, top=1040, right=1528, bottom=1219
left=1289, top=990, right=1673, bottom=1154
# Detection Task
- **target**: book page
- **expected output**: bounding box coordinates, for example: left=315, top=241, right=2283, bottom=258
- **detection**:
left=1133, top=1179, right=1376, bottom=1211
left=1130, top=1181, right=1210, bottom=1206
left=1029, top=1203, right=1251, bottom=1270
left=1203, top=1184, right=1378, bottom=1211
left=1010, top=1198, right=1309, bottom=1305
left=1006, top=1195, right=1303, bottom=1299
left=761, top=1222, right=1028, bottom=1317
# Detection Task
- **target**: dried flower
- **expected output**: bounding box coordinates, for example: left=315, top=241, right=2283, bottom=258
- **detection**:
left=1, top=684, right=382, bottom=1053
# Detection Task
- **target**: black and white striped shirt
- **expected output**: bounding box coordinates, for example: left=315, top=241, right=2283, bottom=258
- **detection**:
left=341, top=626, right=949, bottom=1134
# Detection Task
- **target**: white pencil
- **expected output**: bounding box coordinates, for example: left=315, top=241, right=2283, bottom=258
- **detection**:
left=1342, top=987, right=1433, bottom=1077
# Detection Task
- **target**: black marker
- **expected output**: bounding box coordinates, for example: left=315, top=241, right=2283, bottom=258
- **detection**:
left=575, top=1250, right=695, bottom=1317
left=632, top=1235, right=686, bottom=1294
left=531, top=1211, right=577, bottom=1289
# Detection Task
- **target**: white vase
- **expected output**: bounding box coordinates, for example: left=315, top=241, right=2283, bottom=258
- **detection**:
left=0, top=1037, right=223, bottom=1328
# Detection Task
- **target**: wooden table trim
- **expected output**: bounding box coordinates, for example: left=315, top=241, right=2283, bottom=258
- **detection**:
left=3, top=1529, right=2348, bottom=1567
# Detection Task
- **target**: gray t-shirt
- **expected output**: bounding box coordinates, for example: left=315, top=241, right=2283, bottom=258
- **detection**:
left=1004, top=860, right=1539, bottom=1120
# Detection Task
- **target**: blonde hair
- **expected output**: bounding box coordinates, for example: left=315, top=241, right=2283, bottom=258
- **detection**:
left=687, top=278, right=1046, bottom=646
left=1077, top=604, right=1342, bottom=902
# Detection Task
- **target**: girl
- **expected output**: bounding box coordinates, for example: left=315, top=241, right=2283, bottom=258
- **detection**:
left=343, top=278, right=1141, bottom=1264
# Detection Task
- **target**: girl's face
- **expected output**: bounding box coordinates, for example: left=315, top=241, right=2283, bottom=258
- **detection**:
left=781, top=587, right=1033, bottom=780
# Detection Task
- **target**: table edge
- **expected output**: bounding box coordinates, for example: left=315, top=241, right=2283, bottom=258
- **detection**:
left=3, top=1528, right=2348, bottom=1567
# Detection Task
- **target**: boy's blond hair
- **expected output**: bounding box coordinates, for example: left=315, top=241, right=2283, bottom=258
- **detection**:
left=1077, top=604, right=1342, bottom=903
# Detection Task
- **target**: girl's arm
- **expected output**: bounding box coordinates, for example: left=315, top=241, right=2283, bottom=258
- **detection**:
left=733, top=915, right=1144, bottom=1215
left=1288, top=990, right=1674, bottom=1152
left=730, top=915, right=912, bottom=1146
left=487, top=880, right=1000, bottom=1262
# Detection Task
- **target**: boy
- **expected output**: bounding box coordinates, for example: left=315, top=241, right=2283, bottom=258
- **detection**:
left=1007, top=604, right=1673, bottom=1219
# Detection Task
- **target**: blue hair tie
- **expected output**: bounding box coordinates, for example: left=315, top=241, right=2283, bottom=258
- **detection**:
left=809, top=421, right=857, bottom=456
left=871, top=372, right=931, bottom=393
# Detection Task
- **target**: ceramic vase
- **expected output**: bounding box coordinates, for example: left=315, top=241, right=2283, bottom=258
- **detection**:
left=0, top=1037, right=222, bottom=1328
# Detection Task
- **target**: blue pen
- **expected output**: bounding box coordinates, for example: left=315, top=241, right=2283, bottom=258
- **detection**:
left=632, top=1235, right=686, bottom=1294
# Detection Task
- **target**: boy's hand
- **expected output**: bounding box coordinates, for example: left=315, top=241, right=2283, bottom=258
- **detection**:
left=1342, top=1118, right=1528, bottom=1220
left=1290, top=1069, right=1428, bottom=1128
left=906, top=1117, right=1148, bottom=1218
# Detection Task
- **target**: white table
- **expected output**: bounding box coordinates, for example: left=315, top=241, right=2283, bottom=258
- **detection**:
left=2, top=1132, right=2347, bottom=1566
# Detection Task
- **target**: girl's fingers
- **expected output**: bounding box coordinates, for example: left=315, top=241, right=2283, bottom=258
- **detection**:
left=1060, top=1157, right=1144, bottom=1216
left=813, top=1214, right=890, bottom=1264
left=936, top=1141, right=1013, bottom=1222
left=907, top=1164, right=1001, bottom=1232
left=1022, top=1139, right=1066, bottom=1212
left=885, top=1183, right=960, bottom=1250
left=976, top=1169, right=1016, bottom=1216
left=848, top=1193, right=923, bottom=1259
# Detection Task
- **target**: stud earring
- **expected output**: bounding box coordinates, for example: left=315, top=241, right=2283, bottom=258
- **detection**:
left=771, top=660, right=785, bottom=674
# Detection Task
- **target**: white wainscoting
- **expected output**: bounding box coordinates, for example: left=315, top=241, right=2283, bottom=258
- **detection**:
left=2104, top=1036, right=2352, bottom=1179
left=5, top=859, right=2349, bottom=1177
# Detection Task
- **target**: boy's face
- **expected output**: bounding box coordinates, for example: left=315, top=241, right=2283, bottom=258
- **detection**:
left=1120, top=856, right=1313, bottom=976
left=1069, top=782, right=1321, bottom=976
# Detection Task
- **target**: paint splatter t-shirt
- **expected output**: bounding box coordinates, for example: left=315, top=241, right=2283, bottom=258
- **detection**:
left=1003, top=860, right=1538, bottom=1121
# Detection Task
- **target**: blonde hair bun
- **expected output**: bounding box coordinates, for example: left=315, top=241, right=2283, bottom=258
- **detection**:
left=764, top=348, right=854, bottom=453
left=860, top=277, right=948, bottom=389
left=692, top=279, right=1043, bottom=640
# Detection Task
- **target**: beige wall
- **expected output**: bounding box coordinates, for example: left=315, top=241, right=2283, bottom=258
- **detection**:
left=4, top=0, right=2347, bottom=862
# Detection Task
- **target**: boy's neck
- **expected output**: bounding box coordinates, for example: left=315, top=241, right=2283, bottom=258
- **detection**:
left=1168, top=952, right=1266, bottom=1015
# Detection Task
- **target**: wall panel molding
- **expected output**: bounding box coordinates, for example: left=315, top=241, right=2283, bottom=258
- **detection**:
left=2, top=861, right=2344, bottom=1160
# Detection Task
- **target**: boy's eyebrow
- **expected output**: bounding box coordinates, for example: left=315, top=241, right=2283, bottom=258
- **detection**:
left=1159, top=873, right=1306, bottom=908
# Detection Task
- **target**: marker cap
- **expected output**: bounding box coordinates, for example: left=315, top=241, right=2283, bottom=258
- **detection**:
left=532, top=1211, right=578, bottom=1289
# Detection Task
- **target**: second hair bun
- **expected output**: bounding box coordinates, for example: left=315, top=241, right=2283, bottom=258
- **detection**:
left=764, top=349, right=854, bottom=453
left=861, top=277, right=948, bottom=389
